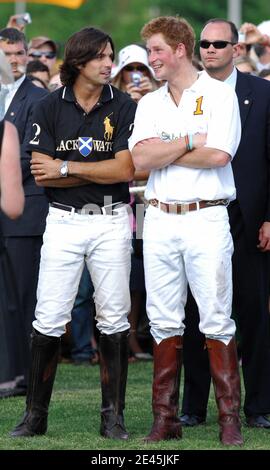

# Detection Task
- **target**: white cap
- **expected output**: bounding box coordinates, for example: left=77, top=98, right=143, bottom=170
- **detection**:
left=257, top=20, right=270, bottom=36
left=111, top=44, right=154, bottom=79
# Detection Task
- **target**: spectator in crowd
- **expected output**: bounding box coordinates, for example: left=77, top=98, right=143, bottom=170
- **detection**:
left=28, top=36, right=58, bottom=75
left=234, top=55, right=258, bottom=74
left=0, top=28, right=48, bottom=398
left=253, top=43, right=270, bottom=72
left=10, top=26, right=136, bottom=440
left=0, top=51, right=24, bottom=396
left=259, top=68, right=270, bottom=80
left=111, top=44, right=158, bottom=102
left=0, top=118, right=25, bottom=396
left=6, top=14, right=31, bottom=33
left=239, top=22, right=270, bottom=71
left=130, top=15, right=242, bottom=445
left=181, top=18, right=270, bottom=431
left=48, top=72, right=62, bottom=92
left=26, top=60, right=50, bottom=88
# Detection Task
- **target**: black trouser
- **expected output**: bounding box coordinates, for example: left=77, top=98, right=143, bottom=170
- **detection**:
left=3, top=236, right=43, bottom=384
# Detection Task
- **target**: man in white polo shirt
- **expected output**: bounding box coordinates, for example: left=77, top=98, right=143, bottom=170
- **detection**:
left=129, top=16, right=243, bottom=446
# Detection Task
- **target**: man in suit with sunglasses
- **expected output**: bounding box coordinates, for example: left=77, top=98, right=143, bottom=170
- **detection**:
left=0, top=28, right=48, bottom=397
left=181, top=18, right=270, bottom=429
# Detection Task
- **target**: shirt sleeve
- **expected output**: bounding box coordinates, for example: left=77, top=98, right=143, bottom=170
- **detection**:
left=26, top=96, right=56, bottom=158
left=128, top=93, right=158, bottom=151
left=112, top=99, right=137, bottom=154
left=206, top=85, right=241, bottom=159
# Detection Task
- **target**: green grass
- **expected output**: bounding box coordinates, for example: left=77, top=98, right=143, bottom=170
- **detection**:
left=0, top=362, right=269, bottom=450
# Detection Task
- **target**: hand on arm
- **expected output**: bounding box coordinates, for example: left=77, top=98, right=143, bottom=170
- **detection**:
left=132, top=137, right=185, bottom=170
left=174, top=139, right=230, bottom=169
left=30, top=153, right=88, bottom=187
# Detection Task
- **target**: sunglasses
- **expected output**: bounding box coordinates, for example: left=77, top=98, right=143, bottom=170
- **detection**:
left=199, top=40, right=236, bottom=49
left=29, top=51, right=56, bottom=59
left=123, top=65, right=148, bottom=72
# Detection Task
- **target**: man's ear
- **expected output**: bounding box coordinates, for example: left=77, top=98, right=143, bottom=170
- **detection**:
left=175, top=42, right=186, bottom=58
left=233, top=43, right=242, bottom=59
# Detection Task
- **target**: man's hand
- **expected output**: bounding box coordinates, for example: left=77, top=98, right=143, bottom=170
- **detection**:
left=31, top=156, right=62, bottom=181
left=193, top=133, right=207, bottom=149
left=239, top=22, right=269, bottom=45
left=126, top=77, right=155, bottom=102
left=6, top=15, right=26, bottom=32
left=257, top=221, right=270, bottom=251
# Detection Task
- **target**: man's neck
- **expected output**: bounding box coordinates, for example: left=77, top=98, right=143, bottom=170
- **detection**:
left=168, top=65, right=199, bottom=104
left=205, top=64, right=234, bottom=82
left=73, top=82, right=104, bottom=113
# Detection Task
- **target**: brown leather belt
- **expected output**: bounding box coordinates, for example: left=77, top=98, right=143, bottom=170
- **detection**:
left=148, top=198, right=229, bottom=215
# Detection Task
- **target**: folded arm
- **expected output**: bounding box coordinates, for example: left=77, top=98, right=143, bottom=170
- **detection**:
left=131, top=134, right=207, bottom=170
left=67, top=149, right=134, bottom=184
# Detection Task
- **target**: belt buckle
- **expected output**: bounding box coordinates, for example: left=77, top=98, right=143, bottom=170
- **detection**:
left=150, top=199, right=158, bottom=207
left=180, top=203, right=189, bottom=215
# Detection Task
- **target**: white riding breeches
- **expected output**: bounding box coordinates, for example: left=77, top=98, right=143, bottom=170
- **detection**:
left=143, top=204, right=236, bottom=344
left=33, top=205, right=132, bottom=337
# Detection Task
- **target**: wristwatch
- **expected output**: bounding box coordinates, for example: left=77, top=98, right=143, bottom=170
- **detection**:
left=60, top=160, right=68, bottom=177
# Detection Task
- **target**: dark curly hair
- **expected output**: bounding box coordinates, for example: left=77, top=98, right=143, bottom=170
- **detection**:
left=0, top=27, right=28, bottom=52
left=60, top=27, right=114, bottom=86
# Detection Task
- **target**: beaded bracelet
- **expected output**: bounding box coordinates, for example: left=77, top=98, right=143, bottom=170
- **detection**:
left=184, top=133, right=193, bottom=151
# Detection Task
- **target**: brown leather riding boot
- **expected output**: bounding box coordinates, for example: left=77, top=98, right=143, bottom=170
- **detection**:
left=10, top=329, right=60, bottom=437
left=99, top=330, right=129, bottom=440
left=145, top=336, right=182, bottom=442
left=206, top=337, right=243, bottom=446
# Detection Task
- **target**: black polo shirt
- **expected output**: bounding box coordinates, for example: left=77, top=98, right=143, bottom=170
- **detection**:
left=27, top=84, right=137, bottom=208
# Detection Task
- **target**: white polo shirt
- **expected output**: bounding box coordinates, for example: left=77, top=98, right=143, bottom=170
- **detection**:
left=129, top=70, right=241, bottom=203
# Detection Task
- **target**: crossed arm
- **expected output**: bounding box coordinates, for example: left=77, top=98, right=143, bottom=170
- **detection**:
left=31, top=149, right=135, bottom=187
left=131, top=135, right=230, bottom=171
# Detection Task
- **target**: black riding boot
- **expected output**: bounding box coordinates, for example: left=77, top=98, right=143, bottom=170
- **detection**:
left=10, top=329, right=60, bottom=437
left=99, top=329, right=129, bottom=440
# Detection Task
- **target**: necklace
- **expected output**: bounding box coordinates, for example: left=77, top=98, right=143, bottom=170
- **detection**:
left=168, top=87, right=179, bottom=107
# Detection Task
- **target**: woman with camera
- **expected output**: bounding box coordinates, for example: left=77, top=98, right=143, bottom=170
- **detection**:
left=111, top=44, right=158, bottom=102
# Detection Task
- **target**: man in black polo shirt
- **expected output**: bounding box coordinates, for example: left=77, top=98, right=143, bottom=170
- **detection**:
left=11, top=27, right=136, bottom=440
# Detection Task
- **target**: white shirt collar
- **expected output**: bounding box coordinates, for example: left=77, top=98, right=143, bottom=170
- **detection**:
left=2, top=74, right=26, bottom=114
left=8, top=74, right=25, bottom=91
left=224, top=67, right=237, bottom=89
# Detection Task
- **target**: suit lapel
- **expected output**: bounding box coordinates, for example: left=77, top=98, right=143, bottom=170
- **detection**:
left=5, top=77, right=28, bottom=123
left=235, top=70, right=252, bottom=129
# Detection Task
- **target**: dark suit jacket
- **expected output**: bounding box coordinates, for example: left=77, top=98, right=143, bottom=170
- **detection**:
left=0, top=77, right=49, bottom=236
left=232, top=71, right=270, bottom=250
